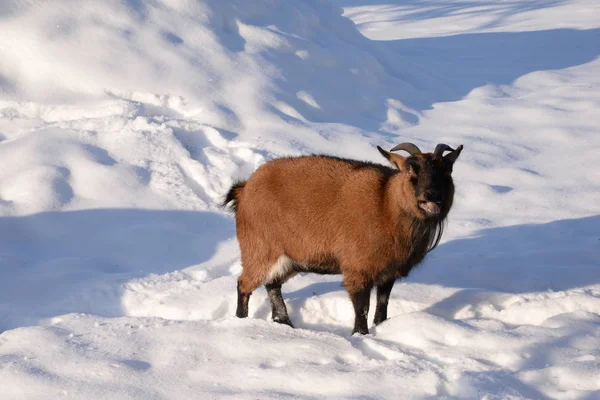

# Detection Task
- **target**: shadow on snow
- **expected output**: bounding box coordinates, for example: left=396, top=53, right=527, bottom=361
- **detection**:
left=0, top=208, right=234, bottom=331
left=379, top=28, right=600, bottom=108
left=334, top=0, right=569, bottom=31
left=290, top=214, right=600, bottom=308
left=266, top=24, right=600, bottom=133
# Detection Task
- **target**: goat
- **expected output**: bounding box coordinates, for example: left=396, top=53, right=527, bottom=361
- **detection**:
left=223, top=143, right=463, bottom=334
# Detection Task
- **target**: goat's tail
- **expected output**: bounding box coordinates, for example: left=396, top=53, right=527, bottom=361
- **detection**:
left=221, top=181, right=246, bottom=213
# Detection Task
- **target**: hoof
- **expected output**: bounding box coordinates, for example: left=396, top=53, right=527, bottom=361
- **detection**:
left=273, top=316, right=294, bottom=328
left=351, top=327, right=369, bottom=335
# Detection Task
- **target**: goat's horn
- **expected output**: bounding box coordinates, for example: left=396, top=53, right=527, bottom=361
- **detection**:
left=433, top=143, right=455, bottom=157
left=390, top=143, right=422, bottom=155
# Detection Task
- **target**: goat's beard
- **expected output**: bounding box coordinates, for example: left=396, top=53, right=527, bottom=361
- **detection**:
left=410, top=217, right=445, bottom=255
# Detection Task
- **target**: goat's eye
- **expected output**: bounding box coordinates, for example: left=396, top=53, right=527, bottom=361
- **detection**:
left=407, top=159, right=420, bottom=175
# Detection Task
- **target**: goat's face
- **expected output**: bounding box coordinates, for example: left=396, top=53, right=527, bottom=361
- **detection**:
left=407, top=154, right=456, bottom=218
left=378, top=143, right=463, bottom=219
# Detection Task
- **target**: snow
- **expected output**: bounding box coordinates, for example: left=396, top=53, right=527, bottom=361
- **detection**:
left=0, top=0, right=599, bottom=398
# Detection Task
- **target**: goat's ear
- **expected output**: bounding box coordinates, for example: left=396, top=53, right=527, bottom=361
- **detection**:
left=444, top=145, right=463, bottom=165
left=377, top=146, right=406, bottom=170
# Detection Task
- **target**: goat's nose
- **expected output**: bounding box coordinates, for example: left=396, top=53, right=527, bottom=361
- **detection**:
left=425, top=190, right=441, bottom=203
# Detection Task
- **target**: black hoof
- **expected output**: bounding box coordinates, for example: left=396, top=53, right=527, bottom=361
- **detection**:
left=273, top=316, right=294, bottom=328
left=351, top=327, right=369, bottom=335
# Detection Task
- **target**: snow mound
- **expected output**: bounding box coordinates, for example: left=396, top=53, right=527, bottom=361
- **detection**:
left=0, top=0, right=447, bottom=219
left=0, top=0, right=428, bottom=139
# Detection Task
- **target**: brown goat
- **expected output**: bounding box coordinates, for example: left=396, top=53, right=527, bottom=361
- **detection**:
left=223, top=143, right=463, bottom=334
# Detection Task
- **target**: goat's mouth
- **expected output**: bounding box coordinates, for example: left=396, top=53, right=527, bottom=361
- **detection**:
left=418, top=201, right=440, bottom=217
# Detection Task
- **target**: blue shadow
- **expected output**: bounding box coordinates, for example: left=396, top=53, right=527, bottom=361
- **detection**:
left=0, top=209, right=234, bottom=331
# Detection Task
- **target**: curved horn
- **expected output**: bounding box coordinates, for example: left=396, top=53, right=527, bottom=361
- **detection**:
left=433, top=143, right=455, bottom=157
left=390, top=143, right=422, bottom=155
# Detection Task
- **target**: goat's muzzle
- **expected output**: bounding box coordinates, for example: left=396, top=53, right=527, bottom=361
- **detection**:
left=418, top=201, right=441, bottom=217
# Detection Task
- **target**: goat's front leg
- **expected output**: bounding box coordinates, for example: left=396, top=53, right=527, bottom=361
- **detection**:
left=373, top=279, right=395, bottom=325
left=346, top=282, right=373, bottom=335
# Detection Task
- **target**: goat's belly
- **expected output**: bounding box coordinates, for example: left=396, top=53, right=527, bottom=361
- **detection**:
left=292, top=256, right=342, bottom=275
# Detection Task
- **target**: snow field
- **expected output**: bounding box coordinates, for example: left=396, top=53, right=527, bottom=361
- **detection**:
left=0, top=0, right=599, bottom=398
left=339, top=0, right=600, bottom=40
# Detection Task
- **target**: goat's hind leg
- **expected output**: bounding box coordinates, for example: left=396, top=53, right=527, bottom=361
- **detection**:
left=266, top=282, right=294, bottom=328
left=237, top=270, right=263, bottom=318
left=236, top=279, right=252, bottom=318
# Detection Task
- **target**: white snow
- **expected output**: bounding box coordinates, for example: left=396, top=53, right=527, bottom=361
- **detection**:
left=0, top=0, right=599, bottom=398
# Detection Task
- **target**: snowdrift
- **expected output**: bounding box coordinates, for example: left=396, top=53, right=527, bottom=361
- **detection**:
left=0, top=0, right=447, bottom=216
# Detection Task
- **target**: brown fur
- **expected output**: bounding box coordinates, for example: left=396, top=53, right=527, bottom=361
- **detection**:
left=224, top=146, right=462, bottom=333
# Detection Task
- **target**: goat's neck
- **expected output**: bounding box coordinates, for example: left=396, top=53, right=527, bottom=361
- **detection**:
left=383, top=175, right=433, bottom=262
left=384, top=174, right=414, bottom=216
left=384, top=174, right=419, bottom=228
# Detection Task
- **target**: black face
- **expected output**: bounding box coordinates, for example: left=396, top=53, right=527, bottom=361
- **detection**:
left=407, top=155, right=455, bottom=218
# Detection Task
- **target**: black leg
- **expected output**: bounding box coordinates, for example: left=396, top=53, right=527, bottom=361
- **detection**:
left=236, top=280, right=251, bottom=318
left=373, top=280, right=395, bottom=325
left=265, top=283, right=294, bottom=328
left=348, top=285, right=373, bottom=335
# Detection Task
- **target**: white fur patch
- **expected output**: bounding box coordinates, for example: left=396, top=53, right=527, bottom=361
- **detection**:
left=265, top=254, right=293, bottom=283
